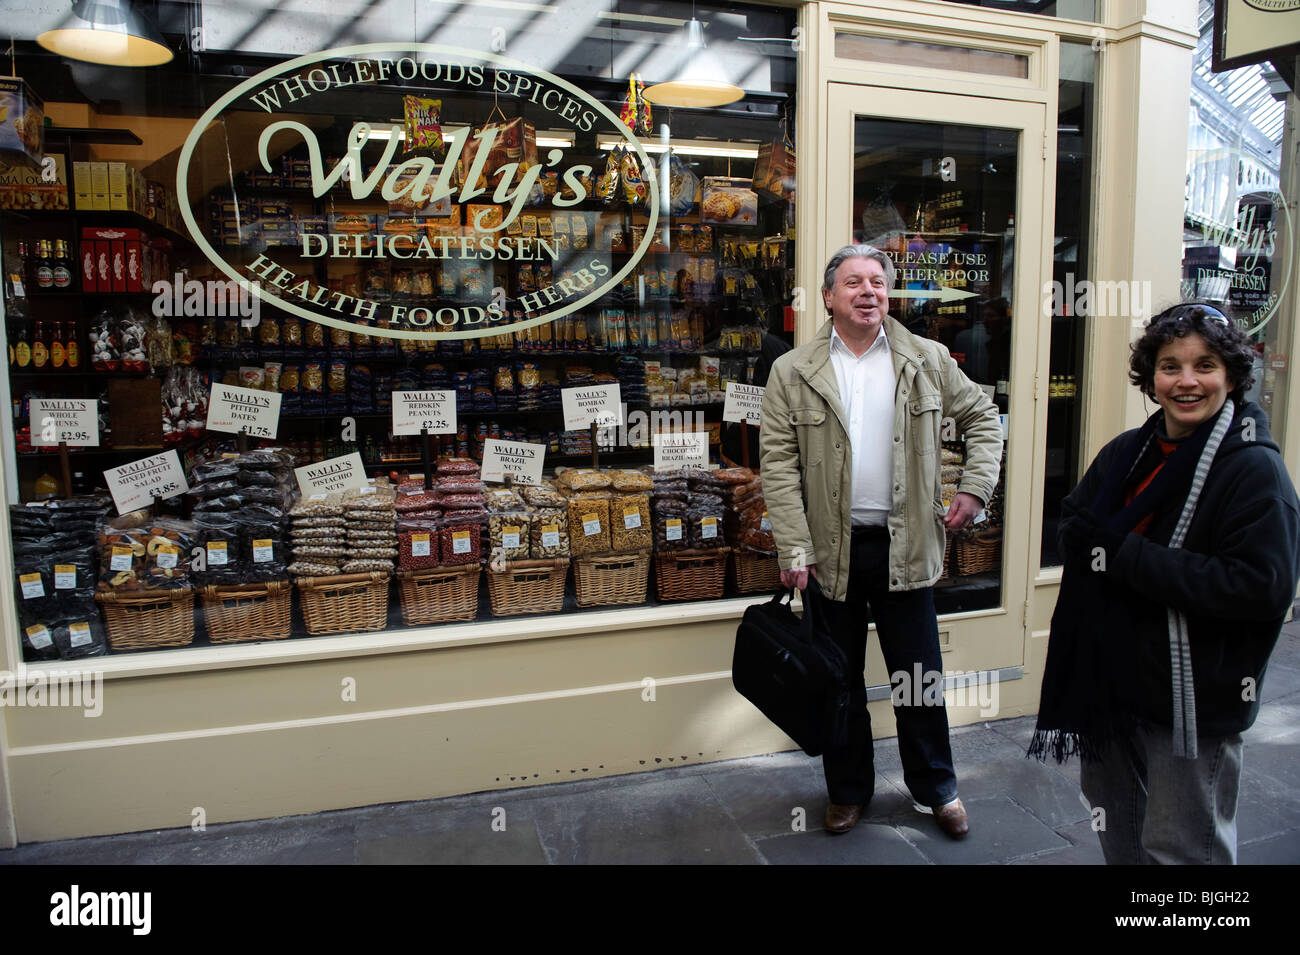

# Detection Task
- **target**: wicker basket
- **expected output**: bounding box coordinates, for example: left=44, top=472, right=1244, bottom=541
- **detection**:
left=938, top=534, right=956, bottom=581
left=955, top=529, right=1002, bottom=576
left=732, top=548, right=780, bottom=594
left=654, top=547, right=731, bottom=602
left=296, top=572, right=391, bottom=635
left=200, top=580, right=293, bottom=644
left=573, top=551, right=650, bottom=607
left=397, top=564, right=481, bottom=625
left=96, top=588, right=195, bottom=650
left=486, top=558, right=569, bottom=616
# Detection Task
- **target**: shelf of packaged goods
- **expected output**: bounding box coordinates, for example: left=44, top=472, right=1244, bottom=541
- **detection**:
left=7, top=368, right=152, bottom=379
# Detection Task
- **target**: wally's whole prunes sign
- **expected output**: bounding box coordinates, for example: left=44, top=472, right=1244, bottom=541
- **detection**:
left=176, top=44, right=658, bottom=340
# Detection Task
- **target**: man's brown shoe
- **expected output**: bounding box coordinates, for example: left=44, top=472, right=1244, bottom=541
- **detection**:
left=933, top=798, right=969, bottom=839
left=824, top=802, right=862, bottom=834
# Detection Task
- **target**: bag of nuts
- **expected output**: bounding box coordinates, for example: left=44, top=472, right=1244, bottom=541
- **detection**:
left=530, top=508, right=570, bottom=558
left=610, top=494, right=651, bottom=552
left=488, top=511, right=531, bottom=561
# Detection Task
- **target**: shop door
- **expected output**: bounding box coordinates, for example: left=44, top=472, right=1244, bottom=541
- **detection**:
left=826, top=83, right=1049, bottom=675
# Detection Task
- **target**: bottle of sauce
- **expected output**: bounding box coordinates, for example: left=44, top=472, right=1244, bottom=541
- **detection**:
left=50, top=319, right=66, bottom=369
left=63, top=320, right=80, bottom=370
left=30, top=318, right=49, bottom=369
left=35, top=240, right=54, bottom=291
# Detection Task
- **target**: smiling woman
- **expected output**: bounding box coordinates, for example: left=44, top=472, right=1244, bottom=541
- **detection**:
left=1032, top=300, right=1300, bottom=865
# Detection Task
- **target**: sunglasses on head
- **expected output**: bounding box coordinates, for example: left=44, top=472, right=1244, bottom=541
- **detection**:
left=1172, top=304, right=1230, bottom=327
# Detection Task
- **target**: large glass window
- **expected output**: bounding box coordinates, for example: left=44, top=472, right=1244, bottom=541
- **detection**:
left=0, top=1, right=798, bottom=661
left=1039, top=41, right=1096, bottom=567
left=850, top=117, right=1019, bottom=614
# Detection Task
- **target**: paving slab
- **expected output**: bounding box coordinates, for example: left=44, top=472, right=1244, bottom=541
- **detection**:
left=528, top=774, right=763, bottom=865
left=756, top=822, right=930, bottom=865
left=1239, top=829, right=1300, bottom=865
left=1012, top=818, right=1106, bottom=865
left=888, top=794, right=1069, bottom=865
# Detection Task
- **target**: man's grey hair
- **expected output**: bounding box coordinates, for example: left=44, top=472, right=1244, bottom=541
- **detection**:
left=822, top=244, right=896, bottom=297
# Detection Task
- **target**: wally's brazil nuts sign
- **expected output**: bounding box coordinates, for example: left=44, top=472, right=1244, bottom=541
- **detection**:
left=177, top=44, right=659, bottom=340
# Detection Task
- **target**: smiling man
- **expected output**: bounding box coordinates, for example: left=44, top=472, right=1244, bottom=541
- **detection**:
left=759, top=244, right=1003, bottom=837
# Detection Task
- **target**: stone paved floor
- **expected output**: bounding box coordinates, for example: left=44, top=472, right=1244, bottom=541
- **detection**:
left=4, top=625, right=1297, bottom=865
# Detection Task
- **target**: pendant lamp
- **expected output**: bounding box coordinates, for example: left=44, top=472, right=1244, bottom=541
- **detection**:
left=37, top=0, right=173, bottom=67
left=642, top=18, right=743, bottom=108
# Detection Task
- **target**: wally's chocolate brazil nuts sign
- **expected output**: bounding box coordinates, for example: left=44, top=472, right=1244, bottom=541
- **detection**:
left=176, top=44, right=659, bottom=339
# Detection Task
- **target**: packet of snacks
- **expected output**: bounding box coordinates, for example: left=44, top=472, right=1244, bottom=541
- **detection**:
left=621, top=149, right=647, bottom=207
left=402, top=96, right=445, bottom=159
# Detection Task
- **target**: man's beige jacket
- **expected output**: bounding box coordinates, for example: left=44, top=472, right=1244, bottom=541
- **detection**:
left=759, top=316, right=1003, bottom=600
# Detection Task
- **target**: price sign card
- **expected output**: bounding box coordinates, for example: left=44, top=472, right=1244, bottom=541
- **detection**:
left=30, top=398, right=99, bottom=447
left=104, top=450, right=188, bottom=515
left=562, top=383, right=621, bottom=430
left=392, top=390, right=457, bottom=436
left=722, top=383, right=765, bottom=425
left=653, top=432, right=709, bottom=471
left=481, top=439, right=546, bottom=485
left=207, top=383, right=282, bottom=438
left=295, top=452, right=368, bottom=496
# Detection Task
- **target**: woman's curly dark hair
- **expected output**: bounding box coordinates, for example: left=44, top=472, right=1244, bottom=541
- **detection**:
left=1129, top=303, right=1256, bottom=400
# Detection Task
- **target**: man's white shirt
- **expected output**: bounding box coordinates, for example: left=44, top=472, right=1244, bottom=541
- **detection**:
left=829, top=325, right=896, bottom=527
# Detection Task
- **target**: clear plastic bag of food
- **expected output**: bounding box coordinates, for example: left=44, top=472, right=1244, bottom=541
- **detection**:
left=488, top=510, right=531, bottom=561
left=610, top=493, right=651, bottom=552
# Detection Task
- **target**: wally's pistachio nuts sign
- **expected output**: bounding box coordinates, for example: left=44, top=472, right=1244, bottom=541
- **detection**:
left=177, top=44, right=659, bottom=341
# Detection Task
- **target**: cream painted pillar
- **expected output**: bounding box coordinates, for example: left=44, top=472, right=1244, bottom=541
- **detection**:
left=0, top=708, right=14, bottom=849
left=1084, top=1, right=1197, bottom=458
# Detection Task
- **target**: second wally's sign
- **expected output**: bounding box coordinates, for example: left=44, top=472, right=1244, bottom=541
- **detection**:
left=176, top=43, right=659, bottom=341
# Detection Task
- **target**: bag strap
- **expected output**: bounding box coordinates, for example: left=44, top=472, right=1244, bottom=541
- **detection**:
left=801, top=575, right=852, bottom=683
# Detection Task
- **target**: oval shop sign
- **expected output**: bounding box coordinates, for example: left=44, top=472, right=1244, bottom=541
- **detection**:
left=176, top=43, right=659, bottom=340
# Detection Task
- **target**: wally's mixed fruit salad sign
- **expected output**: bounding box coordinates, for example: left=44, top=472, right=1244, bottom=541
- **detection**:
left=177, top=44, right=659, bottom=340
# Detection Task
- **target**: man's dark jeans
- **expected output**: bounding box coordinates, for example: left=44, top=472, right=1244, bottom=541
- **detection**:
left=808, top=526, right=959, bottom=808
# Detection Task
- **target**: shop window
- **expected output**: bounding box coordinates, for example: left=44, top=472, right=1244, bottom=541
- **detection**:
left=0, top=0, right=799, bottom=661
left=849, top=117, right=1018, bottom=615
left=1040, top=41, right=1096, bottom=567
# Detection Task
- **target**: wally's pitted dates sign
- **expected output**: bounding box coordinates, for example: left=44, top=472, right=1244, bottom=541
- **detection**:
left=177, top=44, right=658, bottom=341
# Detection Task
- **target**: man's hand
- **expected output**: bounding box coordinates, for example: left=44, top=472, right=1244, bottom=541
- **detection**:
left=780, top=564, right=817, bottom=590
left=942, top=492, right=984, bottom=531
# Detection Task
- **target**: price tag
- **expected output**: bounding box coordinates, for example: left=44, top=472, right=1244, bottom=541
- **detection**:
left=562, top=382, right=621, bottom=430
left=701, top=516, right=719, bottom=540
left=110, top=546, right=133, bottom=571
left=19, top=572, right=44, bottom=599
left=452, top=530, right=472, bottom=554
left=481, top=439, right=546, bottom=485
left=392, top=390, right=457, bottom=436
left=207, top=541, right=229, bottom=566
left=411, top=533, right=431, bottom=557
left=623, top=507, right=642, bottom=530
left=54, top=564, right=77, bottom=589
left=25, top=624, right=53, bottom=649
left=541, top=524, right=560, bottom=548
left=582, top=513, right=601, bottom=536
left=69, top=621, right=93, bottom=648
left=760, top=510, right=772, bottom=532
left=252, top=539, right=274, bottom=563
left=206, top=383, right=282, bottom=438
left=653, top=432, right=709, bottom=471
left=501, top=527, right=521, bottom=549
left=295, top=452, right=368, bottom=496
left=722, top=382, right=765, bottom=425
left=104, top=449, right=189, bottom=515
left=665, top=518, right=683, bottom=541
left=156, top=544, right=179, bottom=569
left=30, top=398, right=100, bottom=447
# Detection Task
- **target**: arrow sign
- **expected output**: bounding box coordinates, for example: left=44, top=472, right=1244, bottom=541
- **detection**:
left=892, top=286, right=979, bottom=302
